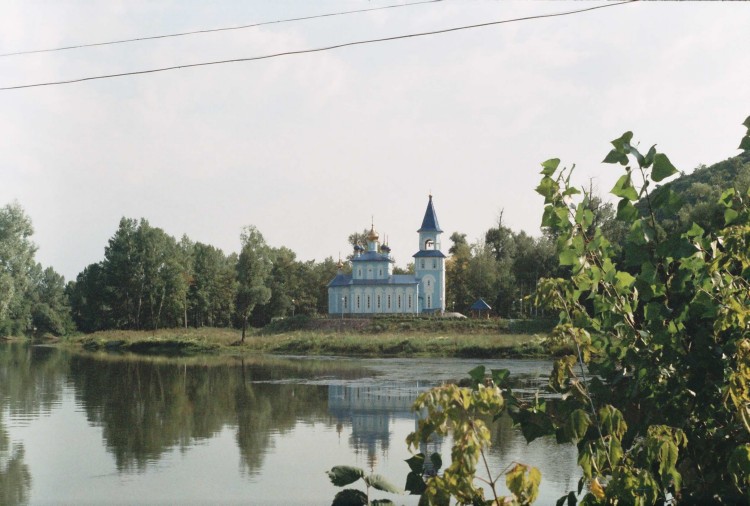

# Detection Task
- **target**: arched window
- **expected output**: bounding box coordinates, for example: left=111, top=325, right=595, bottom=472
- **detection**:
left=427, top=295, right=431, bottom=308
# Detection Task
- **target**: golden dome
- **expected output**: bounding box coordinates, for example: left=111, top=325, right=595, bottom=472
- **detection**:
left=367, top=225, right=379, bottom=242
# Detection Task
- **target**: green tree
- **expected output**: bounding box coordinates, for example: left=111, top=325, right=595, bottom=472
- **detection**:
left=29, top=265, right=74, bottom=336
left=235, top=226, right=272, bottom=341
left=523, top=120, right=750, bottom=502
left=188, top=242, right=237, bottom=328
left=68, top=263, right=109, bottom=332
left=446, top=232, right=472, bottom=313
left=0, top=203, right=37, bottom=336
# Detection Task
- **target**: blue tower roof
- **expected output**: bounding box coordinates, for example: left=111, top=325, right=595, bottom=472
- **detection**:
left=418, top=195, right=442, bottom=233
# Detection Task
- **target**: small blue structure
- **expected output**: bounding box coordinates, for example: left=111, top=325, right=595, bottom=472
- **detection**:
left=328, top=195, right=446, bottom=315
left=470, top=298, right=492, bottom=318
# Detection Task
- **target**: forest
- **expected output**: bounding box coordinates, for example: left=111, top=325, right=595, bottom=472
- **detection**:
left=1, top=146, right=749, bottom=339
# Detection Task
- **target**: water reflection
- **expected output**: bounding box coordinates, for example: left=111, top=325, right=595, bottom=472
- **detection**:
left=0, top=344, right=578, bottom=504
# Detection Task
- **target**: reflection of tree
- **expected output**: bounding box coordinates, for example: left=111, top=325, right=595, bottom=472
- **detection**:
left=70, top=355, right=237, bottom=471
left=0, top=425, right=31, bottom=506
left=0, top=344, right=67, bottom=418
left=0, top=344, right=53, bottom=505
left=234, top=360, right=329, bottom=475
left=68, top=353, right=338, bottom=473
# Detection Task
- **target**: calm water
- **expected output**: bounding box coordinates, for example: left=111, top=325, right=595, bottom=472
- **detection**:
left=0, top=343, right=579, bottom=505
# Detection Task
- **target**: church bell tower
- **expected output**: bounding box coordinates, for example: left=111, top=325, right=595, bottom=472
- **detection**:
left=413, top=195, right=446, bottom=313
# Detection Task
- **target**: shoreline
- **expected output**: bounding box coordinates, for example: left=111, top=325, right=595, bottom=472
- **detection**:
left=44, top=323, right=559, bottom=359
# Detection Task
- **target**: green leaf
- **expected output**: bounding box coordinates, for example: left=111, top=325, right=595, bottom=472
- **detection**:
left=536, top=176, right=558, bottom=200
left=559, top=248, right=579, bottom=266
left=603, top=149, right=628, bottom=165
left=404, top=472, right=426, bottom=495
left=541, top=158, right=561, bottom=176
left=567, top=409, right=591, bottom=440
left=405, top=454, right=425, bottom=474
left=327, top=466, right=365, bottom=487
left=468, top=365, right=486, bottom=386
left=430, top=452, right=443, bottom=472
left=725, top=208, right=739, bottom=225
left=365, top=474, right=403, bottom=494
left=616, top=198, right=639, bottom=221
left=332, top=489, right=368, bottom=506
left=491, top=368, right=510, bottom=386
left=611, top=131, right=634, bottom=152
left=611, top=174, right=639, bottom=201
left=643, top=144, right=657, bottom=167
left=652, top=153, right=678, bottom=182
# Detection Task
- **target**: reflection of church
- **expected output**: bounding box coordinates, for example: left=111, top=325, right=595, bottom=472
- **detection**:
left=328, top=195, right=446, bottom=315
left=328, top=383, right=441, bottom=467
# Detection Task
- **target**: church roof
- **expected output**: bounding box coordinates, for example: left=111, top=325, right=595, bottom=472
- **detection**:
left=413, top=250, right=446, bottom=258
left=351, top=251, right=393, bottom=263
left=418, top=195, right=443, bottom=233
left=327, top=274, right=419, bottom=287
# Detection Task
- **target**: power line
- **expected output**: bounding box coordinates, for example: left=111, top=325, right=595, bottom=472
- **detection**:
left=0, top=1, right=637, bottom=92
left=0, top=0, right=443, bottom=58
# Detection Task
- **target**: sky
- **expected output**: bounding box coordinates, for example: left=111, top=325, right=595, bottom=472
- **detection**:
left=1, top=1, right=749, bottom=281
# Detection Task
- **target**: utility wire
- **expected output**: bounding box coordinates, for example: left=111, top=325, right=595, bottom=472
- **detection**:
left=0, top=0, right=637, bottom=92
left=0, top=0, right=443, bottom=58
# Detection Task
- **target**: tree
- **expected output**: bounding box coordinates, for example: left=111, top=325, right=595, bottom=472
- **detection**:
left=235, top=226, right=272, bottom=341
left=446, top=232, right=472, bottom=313
left=188, top=242, right=236, bottom=328
left=0, top=203, right=37, bottom=336
left=29, top=265, right=74, bottom=336
left=525, top=121, right=750, bottom=502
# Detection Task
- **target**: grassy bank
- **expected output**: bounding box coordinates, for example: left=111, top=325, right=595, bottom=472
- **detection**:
left=61, top=316, right=557, bottom=358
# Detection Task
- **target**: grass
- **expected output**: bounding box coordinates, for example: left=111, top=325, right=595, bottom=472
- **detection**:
left=56, top=316, right=557, bottom=358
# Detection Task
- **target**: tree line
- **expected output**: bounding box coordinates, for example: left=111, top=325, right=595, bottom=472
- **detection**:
left=68, top=218, right=339, bottom=334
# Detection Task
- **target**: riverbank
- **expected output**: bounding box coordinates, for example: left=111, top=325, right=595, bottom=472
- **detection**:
left=61, top=316, right=558, bottom=358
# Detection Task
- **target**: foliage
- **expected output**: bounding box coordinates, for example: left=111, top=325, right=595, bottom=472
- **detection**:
left=406, top=366, right=541, bottom=505
left=235, top=226, right=272, bottom=341
left=515, top=118, right=750, bottom=503
left=0, top=203, right=72, bottom=337
left=326, top=464, right=402, bottom=506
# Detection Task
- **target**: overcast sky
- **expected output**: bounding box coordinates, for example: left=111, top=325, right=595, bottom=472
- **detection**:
left=1, top=1, right=749, bottom=281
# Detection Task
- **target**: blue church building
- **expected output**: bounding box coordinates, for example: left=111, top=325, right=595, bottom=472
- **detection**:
left=328, top=195, right=446, bottom=315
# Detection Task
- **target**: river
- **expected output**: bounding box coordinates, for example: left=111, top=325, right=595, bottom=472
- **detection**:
left=0, top=343, right=580, bottom=505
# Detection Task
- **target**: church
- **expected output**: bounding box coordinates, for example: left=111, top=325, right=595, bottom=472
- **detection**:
left=327, top=195, right=446, bottom=315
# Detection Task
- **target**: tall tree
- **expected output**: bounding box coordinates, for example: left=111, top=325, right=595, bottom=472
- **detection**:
left=446, top=232, right=471, bottom=313
left=0, top=203, right=38, bottom=336
left=235, top=226, right=272, bottom=341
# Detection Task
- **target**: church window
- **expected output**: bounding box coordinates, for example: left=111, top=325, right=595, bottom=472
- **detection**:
left=420, top=260, right=425, bottom=269
left=357, top=295, right=361, bottom=310
left=387, top=295, right=391, bottom=309
left=379, top=269, right=382, bottom=276
left=427, top=279, right=431, bottom=288
left=398, top=295, right=402, bottom=309
left=408, top=295, right=412, bottom=309
left=427, top=295, right=432, bottom=308
left=358, top=268, right=362, bottom=277
left=344, top=296, right=348, bottom=309
left=377, top=295, right=381, bottom=309
left=432, top=259, right=436, bottom=269
left=367, top=295, right=371, bottom=309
